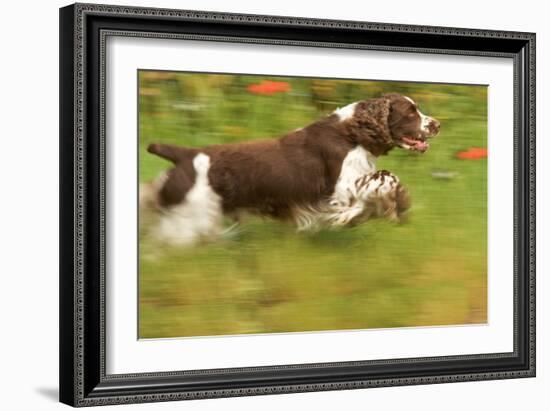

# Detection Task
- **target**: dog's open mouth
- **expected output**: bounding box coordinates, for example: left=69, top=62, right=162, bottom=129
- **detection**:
left=398, top=135, right=429, bottom=153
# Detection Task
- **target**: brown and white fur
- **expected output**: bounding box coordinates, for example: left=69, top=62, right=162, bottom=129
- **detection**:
left=141, top=93, right=440, bottom=245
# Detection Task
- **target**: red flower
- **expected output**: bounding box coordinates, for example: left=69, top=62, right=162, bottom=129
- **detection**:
left=247, top=80, right=291, bottom=95
left=456, top=147, right=488, bottom=160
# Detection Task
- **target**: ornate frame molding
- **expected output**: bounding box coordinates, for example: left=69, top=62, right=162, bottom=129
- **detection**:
left=60, top=3, right=535, bottom=407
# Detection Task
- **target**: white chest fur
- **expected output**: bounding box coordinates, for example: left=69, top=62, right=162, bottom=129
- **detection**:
left=332, top=146, right=377, bottom=206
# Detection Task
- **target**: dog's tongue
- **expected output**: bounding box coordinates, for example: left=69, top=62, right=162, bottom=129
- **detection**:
left=402, top=136, right=429, bottom=152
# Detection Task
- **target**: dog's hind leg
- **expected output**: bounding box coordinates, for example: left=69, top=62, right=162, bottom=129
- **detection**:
left=139, top=172, right=168, bottom=210
left=154, top=153, right=224, bottom=245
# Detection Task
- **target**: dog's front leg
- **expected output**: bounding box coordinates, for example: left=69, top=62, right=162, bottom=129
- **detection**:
left=354, top=170, right=411, bottom=222
left=324, top=170, right=411, bottom=228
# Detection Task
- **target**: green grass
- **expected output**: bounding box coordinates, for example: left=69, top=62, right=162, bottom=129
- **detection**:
left=138, top=71, right=487, bottom=338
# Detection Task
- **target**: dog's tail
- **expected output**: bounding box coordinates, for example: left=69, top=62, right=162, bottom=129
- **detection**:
left=147, top=143, right=198, bottom=164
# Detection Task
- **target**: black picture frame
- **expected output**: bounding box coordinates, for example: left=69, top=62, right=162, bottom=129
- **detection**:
left=59, top=3, right=536, bottom=407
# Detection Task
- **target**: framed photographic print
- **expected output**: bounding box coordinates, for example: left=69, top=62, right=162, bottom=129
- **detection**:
left=59, top=2, right=536, bottom=407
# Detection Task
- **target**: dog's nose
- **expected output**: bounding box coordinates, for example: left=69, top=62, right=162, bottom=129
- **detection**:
left=429, top=119, right=441, bottom=135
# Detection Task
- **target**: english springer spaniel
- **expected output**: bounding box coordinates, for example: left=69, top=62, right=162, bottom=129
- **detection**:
left=141, top=93, right=440, bottom=244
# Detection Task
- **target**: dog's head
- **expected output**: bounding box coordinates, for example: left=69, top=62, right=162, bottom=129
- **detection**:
left=338, top=93, right=440, bottom=155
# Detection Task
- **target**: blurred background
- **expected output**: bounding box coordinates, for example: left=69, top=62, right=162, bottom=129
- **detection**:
left=138, top=71, right=487, bottom=339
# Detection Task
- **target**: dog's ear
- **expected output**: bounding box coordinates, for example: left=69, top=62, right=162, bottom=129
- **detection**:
left=344, top=97, right=393, bottom=156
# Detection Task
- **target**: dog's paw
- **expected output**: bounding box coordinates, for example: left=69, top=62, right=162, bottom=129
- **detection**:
left=355, top=170, right=400, bottom=201
left=395, top=183, right=411, bottom=215
left=354, top=171, right=411, bottom=223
